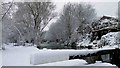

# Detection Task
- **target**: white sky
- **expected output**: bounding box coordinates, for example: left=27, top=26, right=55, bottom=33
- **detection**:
left=53, top=0, right=119, bottom=17
left=2, top=0, right=119, bottom=17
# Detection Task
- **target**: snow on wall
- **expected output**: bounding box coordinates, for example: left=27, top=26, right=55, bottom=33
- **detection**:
left=30, top=49, right=97, bottom=65
left=30, top=47, right=115, bottom=65
left=30, top=50, right=69, bottom=65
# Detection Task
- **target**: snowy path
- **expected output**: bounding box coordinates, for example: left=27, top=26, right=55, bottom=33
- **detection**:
left=2, top=46, right=39, bottom=66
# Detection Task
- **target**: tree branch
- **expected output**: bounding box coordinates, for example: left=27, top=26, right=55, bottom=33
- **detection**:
left=1, top=1, right=14, bottom=20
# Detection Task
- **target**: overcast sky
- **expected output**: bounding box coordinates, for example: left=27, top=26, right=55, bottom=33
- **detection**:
left=3, top=0, right=119, bottom=17
left=53, top=0, right=119, bottom=17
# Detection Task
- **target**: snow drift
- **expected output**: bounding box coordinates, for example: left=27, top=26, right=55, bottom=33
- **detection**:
left=2, top=45, right=40, bottom=66
left=30, top=49, right=97, bottom=65
left=30, top=48, right=115, bottom=65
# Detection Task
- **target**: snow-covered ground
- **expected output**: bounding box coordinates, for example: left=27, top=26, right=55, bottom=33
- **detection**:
left=2, top=45, right=39, bottom=66
left=37, top=60, right=116, bottom=66
left=86, top=61, right=116, bottom=66
left=1, top=44, right=117, bottom=67
left=37, top=59, right=87, bottom=66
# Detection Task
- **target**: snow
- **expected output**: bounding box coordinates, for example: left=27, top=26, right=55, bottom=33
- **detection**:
left=1, top=44, right=117, bottom=66
left=30, top=49, right=98, bottom=65
left=30, top=50, right=69, bottom=65
left=95, top=16, right=119, bottom=30
left=101, top=32, right=120, bottom=46
left=2, top=45, right=40, bottom=66
left=77, top=40, right=90, bottom=46
left=37, top=59, right=87, bottom=66
left=77, top=34, right=91, bottom=47
left=30, top=47, right=116, bottom=65
left=87, top=61, right=116, bottom=66
left=85, top=32, right=120, bottom=49
left=37, top=60, right=116, bottom=66
left=89, top=40, right=101, bottom=47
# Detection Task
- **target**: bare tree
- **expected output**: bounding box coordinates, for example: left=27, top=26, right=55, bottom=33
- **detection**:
left=1, top=1, right=16, bottom=49
left=118, top=1, right=120, bottom=20
left=0, top=0, right=14, bottom=20
left=59, top=3, right=74, bottom=46
left=46, top=3, right=96, bottom=48
left=45, top=20, right=66, bottom=42
left=75, top=3, right=96, bottom=35
left=13, top=2, right=56, bottom=47
left=62, top=3, right=96, bottom=47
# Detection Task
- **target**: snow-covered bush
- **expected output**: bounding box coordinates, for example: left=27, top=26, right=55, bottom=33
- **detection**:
left=77, top=34, right=91, bottom=49
left=115, top=32, right=120, bottom=46
left=93, top=16, right=119, bottom=30
left=98, top=32, right=120, bottom=47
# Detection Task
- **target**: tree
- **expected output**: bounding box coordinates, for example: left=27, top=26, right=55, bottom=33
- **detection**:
left=75, top=3, right=96, bottom=35
left=46, top=3, right=96, bottom=49
left=45, top=20, right=66, bottom=42
left=118, top=1, right=120, bottom=20
left=0, top=1, right=14, bottom=20
left=60, top=3, right=96, bottom=48
left=59, top=3, right=75, bottom=46
left=13, top=2, right=56, bottom=47
left=1, top=1, right=17, bottom=49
